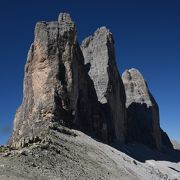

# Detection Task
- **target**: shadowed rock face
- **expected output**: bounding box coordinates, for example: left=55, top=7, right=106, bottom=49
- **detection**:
left=122, top=68, right=162, bottom=149
left=161, top=129, right=174, bottom=149
left=122, top=68, right=173, bottom=150
left=81, top=27, right=126, bottom=143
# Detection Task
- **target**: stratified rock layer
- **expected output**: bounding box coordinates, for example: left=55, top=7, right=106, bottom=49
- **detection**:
left=122, top=68, right=172, bottom=150
left=81, top=27, right=126, bottom=143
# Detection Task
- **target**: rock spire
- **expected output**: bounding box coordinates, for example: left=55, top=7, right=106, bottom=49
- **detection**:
left=122, top=68, right=173, bottom=149
left=9, top=13, right=172, bottom=151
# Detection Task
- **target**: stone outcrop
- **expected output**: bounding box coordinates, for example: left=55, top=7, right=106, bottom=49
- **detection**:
left=9, top=12, right=172, bottom=151
left=9, top=13, right=97, bottom=147
left=81, top=27, right=126, bottom=143
left=122, top=68, right=173, bottom=150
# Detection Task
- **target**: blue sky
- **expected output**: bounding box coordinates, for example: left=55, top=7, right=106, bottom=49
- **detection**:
left=0, top=0, right=180, bottom=145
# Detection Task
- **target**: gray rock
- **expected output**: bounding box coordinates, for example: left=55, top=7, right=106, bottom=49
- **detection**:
left=122, top=68, right=172, bottom=149
left=9, top=13, right=126, bottom=147
left=81, top=27, right=126, bottom=143
left=171, top=140, right=180, bottom=150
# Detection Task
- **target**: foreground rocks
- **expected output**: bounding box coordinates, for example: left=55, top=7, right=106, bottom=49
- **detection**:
left=1, top=11, right=178, bottom=180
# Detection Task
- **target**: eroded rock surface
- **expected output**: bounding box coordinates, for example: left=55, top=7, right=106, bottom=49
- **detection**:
left=122, top=68, right=172, bottom=150
left=122, top=69, right=161, bottom=149
left=9, top=13, right=126, bottom=148
left=81, top=27, right=126, bottom=143
left=1, top=129, right=180, bottom=180
left=9, top=12, right=172, bottom=152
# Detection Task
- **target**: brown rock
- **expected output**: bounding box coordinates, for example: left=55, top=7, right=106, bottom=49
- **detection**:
left=9, top=13, right=99, bottom=147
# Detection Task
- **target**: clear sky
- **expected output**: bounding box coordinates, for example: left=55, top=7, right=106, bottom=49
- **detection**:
left=0, top=0, right=179, bottom=145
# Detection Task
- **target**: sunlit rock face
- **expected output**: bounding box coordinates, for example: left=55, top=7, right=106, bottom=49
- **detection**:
left=81, top=27, right=126, bottom=143
left=122, top=68, right=173, bottom=150
left=9, top=13, right=98, bottom=147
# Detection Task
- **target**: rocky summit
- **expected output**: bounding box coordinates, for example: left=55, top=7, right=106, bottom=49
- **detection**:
left=122, top=69, right=173, bottom=150
left=1, top=12, right=179, bottom=180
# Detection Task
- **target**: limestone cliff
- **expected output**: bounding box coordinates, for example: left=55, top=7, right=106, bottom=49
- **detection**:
left=81, top=27, right=126, bottom=143
left=122, top=68, right=173, bottom=150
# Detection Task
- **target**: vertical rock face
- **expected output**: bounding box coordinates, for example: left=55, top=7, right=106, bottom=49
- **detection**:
left=122, top=68, right=172, bottom=150
left=9, top=12, right=172, bottom=151
left=9, top=13, right=98, bottom=147
left=81, top=27, right=126, bottom=143
left=122, top=68, right=162, bottom=149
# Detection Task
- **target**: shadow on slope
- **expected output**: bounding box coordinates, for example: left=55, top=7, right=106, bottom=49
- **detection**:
left=116, top=143, right=180, bottom=163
